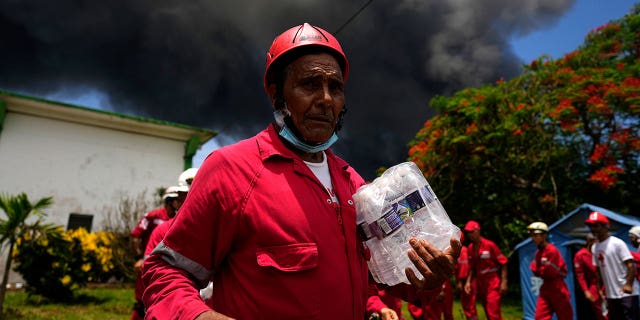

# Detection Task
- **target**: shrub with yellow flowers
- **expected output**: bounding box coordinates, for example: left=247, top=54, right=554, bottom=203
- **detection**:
left=12, top=225, right=118, bottom=301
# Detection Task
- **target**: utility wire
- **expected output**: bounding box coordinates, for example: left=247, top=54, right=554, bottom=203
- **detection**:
left=334, top=0, right=374, bottom=35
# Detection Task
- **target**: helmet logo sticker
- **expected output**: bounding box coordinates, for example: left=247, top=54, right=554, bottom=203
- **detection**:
left=299, top=34, right=323, bottom=42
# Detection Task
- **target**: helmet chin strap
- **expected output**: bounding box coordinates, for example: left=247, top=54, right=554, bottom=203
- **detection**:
left=273, top=108, right=339, bottom=153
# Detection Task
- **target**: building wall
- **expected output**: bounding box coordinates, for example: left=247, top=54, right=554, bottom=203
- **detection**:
left=0, top=111, right=185, bottom=230
left=0, top=110, right=191, bottom=285
left=0, top=92, right=216, bottom=286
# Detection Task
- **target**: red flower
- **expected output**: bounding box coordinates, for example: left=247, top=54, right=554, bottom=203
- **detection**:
left=540, top=194, right=555, bottom=203
left=589, top=165, right=623, bottom=191
left=550, top=99, right=578, bottom=119
left=465, top=123, right=478, bottom=135
left=589, top=144, right=609, bottom=165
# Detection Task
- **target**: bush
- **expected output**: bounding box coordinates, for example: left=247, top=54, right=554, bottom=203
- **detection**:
left=12, top=226, right=118, bottom=302
left=102, top=191, right=157, bottom=282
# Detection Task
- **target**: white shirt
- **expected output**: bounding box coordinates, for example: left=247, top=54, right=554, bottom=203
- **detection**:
left=592, top=235, right=639, bottom=299
left=304, top=152, right=338, bottom=203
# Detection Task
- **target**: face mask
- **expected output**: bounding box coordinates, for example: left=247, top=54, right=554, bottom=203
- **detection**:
left=273, top=109, right=339, bottom=153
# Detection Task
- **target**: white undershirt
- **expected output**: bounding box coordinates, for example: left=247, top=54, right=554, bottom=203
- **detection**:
left=304, top=152, right=338, bottom=203
left=592, top=236, right=639, bottom=298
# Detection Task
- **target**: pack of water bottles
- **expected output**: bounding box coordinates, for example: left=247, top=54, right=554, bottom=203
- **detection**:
left=353, top=161, right=460, bottom=286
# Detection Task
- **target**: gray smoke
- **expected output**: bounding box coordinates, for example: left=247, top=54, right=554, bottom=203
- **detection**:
left=0, top=0, right=574, bottom=179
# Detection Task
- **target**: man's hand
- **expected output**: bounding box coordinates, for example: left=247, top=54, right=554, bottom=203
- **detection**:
left=133, top=258, right=144, bottom=274
left=499, top=281, right=508, bottom=296
left=379, top=307, right=399, bottom=320
left=405, top=237, right=461, bottom=290
left=464, top=281, right=471, bottom=294
left=584, top=290, right=594, bottom=302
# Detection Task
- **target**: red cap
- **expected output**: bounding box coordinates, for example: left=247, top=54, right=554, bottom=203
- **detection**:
left=585, top=211, right=610, bottom=226
left=464, top=220, right=480, bottom=231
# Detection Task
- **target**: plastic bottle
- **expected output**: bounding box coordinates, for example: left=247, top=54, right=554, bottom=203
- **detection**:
left=353, top=162, right=460, bottom=286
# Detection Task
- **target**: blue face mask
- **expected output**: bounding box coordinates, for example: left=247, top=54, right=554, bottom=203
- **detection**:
left=274, top=109, right=339, bottom=153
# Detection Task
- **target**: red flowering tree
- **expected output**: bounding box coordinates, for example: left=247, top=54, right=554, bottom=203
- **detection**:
left=408, top=6, right=640, bottom=247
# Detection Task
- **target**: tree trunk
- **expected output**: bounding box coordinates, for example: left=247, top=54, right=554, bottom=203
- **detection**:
left=0, top=239, right=15, bottom=316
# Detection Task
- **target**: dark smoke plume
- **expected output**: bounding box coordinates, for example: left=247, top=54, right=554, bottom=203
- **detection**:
left=0, top=0, right=574, bottom=179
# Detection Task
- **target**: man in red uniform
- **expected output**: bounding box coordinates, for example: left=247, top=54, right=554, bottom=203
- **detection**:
left=574, top=232, right=607, bottom=320
left=142, top=22, right=461, bottom=320
left=457, top=233, right=478, bottom=320
left=628, top=226, right=640, bottom=282
left=366, top=287, right=402, bottom=320
left=408, top=278, right=454, bottom=320
left=130, top=186, right=180, bottom=320
left=464, top=220, right=507, bottom=320
left=527, top=222, right=573, bottom=320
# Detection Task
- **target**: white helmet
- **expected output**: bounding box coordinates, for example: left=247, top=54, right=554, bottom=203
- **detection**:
left=527, top=222, right=549, bottom=234
left=629, top=226, right=640, bottom=238
left=162, top=186, right=181, bottom=200
left=178, top=168, right=199, bottom=187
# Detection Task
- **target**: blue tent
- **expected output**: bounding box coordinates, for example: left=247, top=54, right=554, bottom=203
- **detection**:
left=513, top=203, right=640, bottom=320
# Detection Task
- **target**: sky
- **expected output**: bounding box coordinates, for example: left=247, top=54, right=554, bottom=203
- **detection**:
left=0, top=0, right=637, bottom=180
left=511, top=0, right=635, bottom=63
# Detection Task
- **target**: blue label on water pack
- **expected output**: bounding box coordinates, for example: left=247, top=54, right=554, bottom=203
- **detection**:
left=374, top=204, right=405, bottom=238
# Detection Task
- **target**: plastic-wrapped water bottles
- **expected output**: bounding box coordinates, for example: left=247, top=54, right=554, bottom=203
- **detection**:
left=353, top=161, right=460, bottom=286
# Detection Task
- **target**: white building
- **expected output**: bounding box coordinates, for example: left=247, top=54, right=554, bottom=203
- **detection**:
left=0, top=90, right=216, bottom=231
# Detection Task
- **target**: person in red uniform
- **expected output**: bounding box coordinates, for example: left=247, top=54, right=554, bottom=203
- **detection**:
left=628, top=226, right=640, bottom=282
left=144, top=169, right=197, bottom=259
left=574, top=232, right=607, bottom=320
left=408, top=278, right=454, bottom=320
left=367, top=287, right=402, bottom=320
left=464, top=220, right=507, bottom=320
left=144, top=185, right=189, bottom=257
left=457, top=233, right=478, bottom=320
left=142, top=22, right=461, bottom=320
left=129, top=186, right=180, bottom=320
left=527, top=222, right=573, bottom=320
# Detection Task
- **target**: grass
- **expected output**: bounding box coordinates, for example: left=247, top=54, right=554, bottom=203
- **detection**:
left=2, top=284, right=524, bottom=320
left=401, top=295, right=524, bottom=320
left=2, top=283, right=134, bottom=320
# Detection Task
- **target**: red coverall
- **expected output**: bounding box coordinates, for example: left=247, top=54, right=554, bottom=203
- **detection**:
left=366, top=288, right=405, bottom=320
left=574, top=247, right=607, bottom=320
left=408, top=279, right=453, bottom=320
left=142, top=125, right=434, bottom=319
left=632, top=251, right=640, bottom=282
left=457, top=246, right=478, bottom=320
left=144, top=218, right=172, bottom=257
left=530, top=242, right=573, bottom=320
left=468, top=237, right=507, bottom=320
left=129, top=206, right=169, bottom=320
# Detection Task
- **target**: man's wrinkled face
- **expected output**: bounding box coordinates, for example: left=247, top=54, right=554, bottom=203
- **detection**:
left=281, top=53, right=345, bottom=144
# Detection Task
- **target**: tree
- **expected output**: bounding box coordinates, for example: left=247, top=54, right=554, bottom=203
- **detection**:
left=0, top=193, right=52, bottom=315
left=408, top=6, right=640, bottom=251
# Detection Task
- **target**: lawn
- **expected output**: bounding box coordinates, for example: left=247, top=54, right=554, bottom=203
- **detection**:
left=2, top=284, right=524, bottom=319
left=3, top=283, right=134, bottom=320
left=401, top=295, right=524, bottom=320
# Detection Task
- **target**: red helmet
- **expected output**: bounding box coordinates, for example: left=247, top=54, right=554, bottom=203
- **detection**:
left=264, top=23, right=349, bottom=92
left=585, top=211, right=610, bottom=226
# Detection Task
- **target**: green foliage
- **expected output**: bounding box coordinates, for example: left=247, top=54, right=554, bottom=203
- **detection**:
left=0, top=193, right=52, bottom=244
left=12, top=227, right=119, bottom=302
left=0, top=193, right=53, bottom=315
left=408, top=8, right=640, bottom=251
